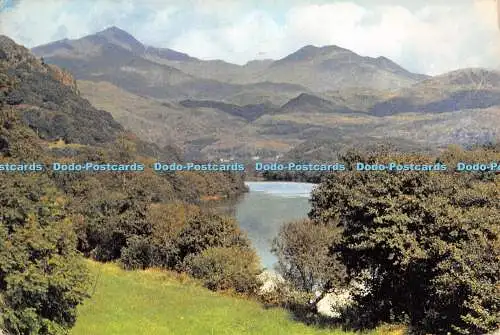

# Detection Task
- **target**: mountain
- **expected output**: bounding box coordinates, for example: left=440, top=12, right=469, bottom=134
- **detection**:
left=31, top=27, right=428, bottom=103
left=1, top=34, right=123, bottom=145
left=370, top=68, right=500, bottom=116
left=29, top=28, right=499, bottom=161
left=95, top=26, right=146, bottom=54
left=140, top=42, right=428, bottom=92
left=31, top=26, right=311, bottom=105
left=255, top=45, right=429, bottom=92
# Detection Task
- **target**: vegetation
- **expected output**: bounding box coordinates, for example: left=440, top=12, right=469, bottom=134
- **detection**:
left=271, top=145, right=499, bottom=334
left=1, top=28, right=499, bottom=335
left=0, top=35, right=251, bottom=334
left=71, top=260, right=397, bottom=335
left=183, top=246, right=261, bottom=293
left=272, top=219, right=345, bottom=293
left=0, top=173, right=90, bottom=335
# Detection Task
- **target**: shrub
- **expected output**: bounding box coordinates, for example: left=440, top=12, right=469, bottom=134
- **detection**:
left=184, top=246, right=261, bottom=294
left=120, top=236, right=155, bottom=270
left=175, top=213, right=251, bottom=263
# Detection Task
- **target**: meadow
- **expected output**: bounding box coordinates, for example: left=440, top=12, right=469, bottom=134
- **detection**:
left=71, top=261, right=402, bottom=335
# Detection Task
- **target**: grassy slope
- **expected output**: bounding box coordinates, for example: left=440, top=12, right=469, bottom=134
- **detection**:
left=72, top=261, right=400, bottom=335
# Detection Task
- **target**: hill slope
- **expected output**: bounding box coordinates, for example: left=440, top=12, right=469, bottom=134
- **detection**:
left=72, top=261, right=397, bottom=335
left=370, top=68, right=500, bottom=116
left=257, top=45, right=428, bottom=92
left=1, top=35, right=123, bottom=145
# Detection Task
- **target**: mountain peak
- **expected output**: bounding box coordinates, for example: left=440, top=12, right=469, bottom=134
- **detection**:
left=97, top=25, right=128, bottom=35
left=275, top=44, right=353, bottom=64
left=94, top=26, right=144, bottom=53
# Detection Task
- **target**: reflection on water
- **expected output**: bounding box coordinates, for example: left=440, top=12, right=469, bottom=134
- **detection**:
left=209, top=182, right=316, bottom=269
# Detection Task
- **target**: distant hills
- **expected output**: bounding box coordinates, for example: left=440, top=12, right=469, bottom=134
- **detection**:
left=29, top=26, right=500, bottom=161
left=31, top=26, right=425, bottom=100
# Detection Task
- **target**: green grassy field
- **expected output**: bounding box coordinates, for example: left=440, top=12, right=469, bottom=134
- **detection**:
left=71, top=260, right=402, bottom=335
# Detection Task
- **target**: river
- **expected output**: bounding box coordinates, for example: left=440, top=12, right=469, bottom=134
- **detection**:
left=214, top=181, right=316, bottom=270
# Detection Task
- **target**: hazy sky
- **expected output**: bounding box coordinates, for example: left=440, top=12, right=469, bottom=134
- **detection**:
left=1, top=0, right=500, bottom=75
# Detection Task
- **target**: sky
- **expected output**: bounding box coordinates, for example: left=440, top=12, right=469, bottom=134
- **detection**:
left=1, top=0, right=500, bottom=75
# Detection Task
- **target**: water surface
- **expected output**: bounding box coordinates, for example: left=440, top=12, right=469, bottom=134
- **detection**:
left=225, top=182, right=316, bottom=269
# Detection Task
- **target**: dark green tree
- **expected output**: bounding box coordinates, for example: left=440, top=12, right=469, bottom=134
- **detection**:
left=309, top=148, right=499, bottom=334
left=0, top=173, right=90, bottom=335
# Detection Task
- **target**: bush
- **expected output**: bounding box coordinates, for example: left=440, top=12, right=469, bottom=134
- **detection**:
left=120, top=236, right=155, bottom=270
left=184, top=246, right=261, bottom=294
left=79, top=195, right=151, bottom=262
left=175, top=213, right=251, bottom=263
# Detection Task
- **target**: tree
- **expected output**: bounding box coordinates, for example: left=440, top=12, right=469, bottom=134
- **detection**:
left=272, top=219, right=345, bottom=293
left=309, top=148, right=500, bottom=334
left=0, top=173, right=90, bottom=335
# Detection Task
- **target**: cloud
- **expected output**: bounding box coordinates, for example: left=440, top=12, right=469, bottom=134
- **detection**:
left=1, top=0, right=499, bottom=75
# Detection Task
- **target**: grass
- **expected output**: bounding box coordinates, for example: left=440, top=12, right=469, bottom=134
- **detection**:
left=72, top=260, right=404, bottom=335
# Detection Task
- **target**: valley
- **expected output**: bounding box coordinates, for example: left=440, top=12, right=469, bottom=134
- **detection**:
left=30, top=26, right=500, bottom=162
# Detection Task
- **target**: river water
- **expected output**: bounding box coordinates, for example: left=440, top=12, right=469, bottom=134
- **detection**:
left=214, top=182, right=316, bottom=270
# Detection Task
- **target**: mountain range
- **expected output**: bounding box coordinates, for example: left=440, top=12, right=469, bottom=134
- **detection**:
left=29, top=26, right=499, bottom=161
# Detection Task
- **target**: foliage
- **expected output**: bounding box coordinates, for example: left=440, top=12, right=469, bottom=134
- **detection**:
left=272, top=219, right=346, bottom=293
left=175, top=213, right=251, bottom=263
left=0, top=35, right=252, bottom=334
left=120, top=236, right=156, bottom=270
left=183, top=246, right=261, bottom=293
left=0, top=174, right=90, bottom=335
left=309, top=147, right=500, bottom=334
left=79, top=194, right=151, bottom=262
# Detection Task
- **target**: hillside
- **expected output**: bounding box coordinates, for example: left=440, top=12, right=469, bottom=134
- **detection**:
left=0, top=34, right=246, bottom=197
left=0, top=35, right=123, bottom=145
left=255, top=45, right=428, bottom=92
left=72, top=261, right=399, bottom=335
left=75, top=80, right=250, bottom=160
left=77, top=78, right=500, bottom=161
left=370, top=68, right=500, bottom=116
